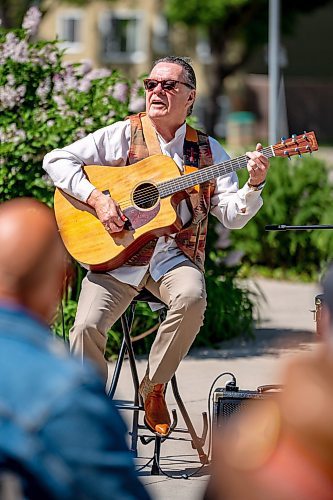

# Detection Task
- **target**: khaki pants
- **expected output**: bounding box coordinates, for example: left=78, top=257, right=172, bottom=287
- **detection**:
left=69, top=261, right=207, bottom=384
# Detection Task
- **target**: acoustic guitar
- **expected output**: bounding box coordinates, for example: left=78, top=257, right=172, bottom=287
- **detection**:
left=54, top=131, right=318, bottom=271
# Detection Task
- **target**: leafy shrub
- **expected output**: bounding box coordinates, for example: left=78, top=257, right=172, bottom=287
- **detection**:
left=232, top=155, right=333, bottom=279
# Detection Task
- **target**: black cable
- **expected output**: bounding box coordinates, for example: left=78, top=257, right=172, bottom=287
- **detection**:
left=140, top=372, right=237, bottom=479
left=135, top=457, right=154, bottom=473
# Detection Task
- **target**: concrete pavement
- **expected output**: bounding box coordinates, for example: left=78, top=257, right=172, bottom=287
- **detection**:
left=109, top=277, right=321, bottom=500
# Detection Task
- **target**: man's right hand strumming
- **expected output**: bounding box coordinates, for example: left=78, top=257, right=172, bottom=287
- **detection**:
left=87, top=189, right=127, bottom=233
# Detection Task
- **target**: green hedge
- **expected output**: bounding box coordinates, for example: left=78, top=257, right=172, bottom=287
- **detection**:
left=232, top=155, right=333, bottom=280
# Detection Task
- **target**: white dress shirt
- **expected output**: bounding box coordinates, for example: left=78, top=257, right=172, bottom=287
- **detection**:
left=43, top=120, right=263, bottom=286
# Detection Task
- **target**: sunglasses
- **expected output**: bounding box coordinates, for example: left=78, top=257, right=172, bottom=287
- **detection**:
left=143, top=79, right=195, bottom=92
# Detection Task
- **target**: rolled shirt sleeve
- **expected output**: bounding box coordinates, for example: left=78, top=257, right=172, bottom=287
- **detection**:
left=209, top=137, right=263, bottom=229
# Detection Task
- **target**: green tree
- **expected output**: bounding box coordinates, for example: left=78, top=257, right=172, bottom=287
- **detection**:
left=165, top=0, right=332, bottom=135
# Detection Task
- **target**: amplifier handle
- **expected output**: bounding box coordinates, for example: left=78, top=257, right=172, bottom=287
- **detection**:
left=257, top=384, right=284, bottom=393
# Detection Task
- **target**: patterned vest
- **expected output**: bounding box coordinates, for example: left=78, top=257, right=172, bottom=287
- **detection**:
left=124, top=113, right=215, bottom=271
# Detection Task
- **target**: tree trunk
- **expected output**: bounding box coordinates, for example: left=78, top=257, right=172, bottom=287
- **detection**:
left=205, top=64, right=225, bottom=137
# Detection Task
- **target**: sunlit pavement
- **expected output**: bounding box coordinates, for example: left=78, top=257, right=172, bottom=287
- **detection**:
left=108, top=277, right=320, bottom=500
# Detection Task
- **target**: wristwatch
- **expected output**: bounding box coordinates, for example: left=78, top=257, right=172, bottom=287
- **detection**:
left=247, top=180, right=266, bottom=191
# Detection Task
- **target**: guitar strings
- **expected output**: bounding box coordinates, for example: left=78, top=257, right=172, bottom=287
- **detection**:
left=116, top=147, right=274, bottom=210
left=117, top=148, right=273, bottom=209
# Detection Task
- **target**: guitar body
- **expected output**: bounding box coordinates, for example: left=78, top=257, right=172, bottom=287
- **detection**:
left=54, top=155, right=185, bottom=271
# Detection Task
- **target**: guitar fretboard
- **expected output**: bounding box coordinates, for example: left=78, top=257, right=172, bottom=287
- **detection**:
left=157, top=146, right=274, bottom=198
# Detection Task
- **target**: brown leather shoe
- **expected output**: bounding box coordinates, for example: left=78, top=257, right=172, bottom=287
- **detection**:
left=139, top=377, right=171, bottom=435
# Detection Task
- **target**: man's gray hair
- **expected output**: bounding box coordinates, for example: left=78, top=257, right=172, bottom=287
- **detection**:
left=151, top=56, right=196, bottom=116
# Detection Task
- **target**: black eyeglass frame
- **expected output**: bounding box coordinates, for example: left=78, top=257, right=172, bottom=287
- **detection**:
left=143, top=78, right=195, bottom=91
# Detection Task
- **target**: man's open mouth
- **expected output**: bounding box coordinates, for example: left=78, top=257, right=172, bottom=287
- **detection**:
left=151, top=100, right=166, bottom=107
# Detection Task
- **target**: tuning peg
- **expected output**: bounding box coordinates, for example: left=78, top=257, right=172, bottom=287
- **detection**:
left=303, top=131, right=309, bottom=141
left=292, top=134, right=298, bottom=144
left=306, top=145, right=312, bottom=154
left=295, top=147, right=302, bottom=158
left=281, top=136, right=286, bottom=144
left=284, top=150, right=291, bottom=160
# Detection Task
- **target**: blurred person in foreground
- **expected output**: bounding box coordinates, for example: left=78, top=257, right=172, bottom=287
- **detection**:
left=0, top=198, right=150, bottom=500
left=206, top=267, right=333, bottom=500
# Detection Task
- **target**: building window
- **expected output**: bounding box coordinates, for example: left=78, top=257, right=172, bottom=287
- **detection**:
left=100, top=11, right=146, bottom=64
left=57, top=12, right=82, bottom=53
left=152, top=15, right=170, bottom=55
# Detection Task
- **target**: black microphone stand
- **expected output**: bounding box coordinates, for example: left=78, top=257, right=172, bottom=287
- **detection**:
left=265, top=224, right=333, bottom=231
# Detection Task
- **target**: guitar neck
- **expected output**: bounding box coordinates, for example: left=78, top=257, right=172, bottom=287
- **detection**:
left=157, top=146, right=274, bottom=198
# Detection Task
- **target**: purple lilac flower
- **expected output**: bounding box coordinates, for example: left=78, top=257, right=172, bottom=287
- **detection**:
left=129, top=95, right=145, bottom=113
left=111, top=82, right=128, bottom=103
left=0, top=84, right=26, bottom=110
left=78, top=77, right=92, bottom=92
left=53, top=74, right=64, bottom=93
left=63, top=71, right=78, bottom=92
left=22, top=6, right=42, bottom=37
left=35, top=110, right=48, bottom=123
left=30, top=45, right=58, bottom=67
left=53, top=95, right=68, bottom=113
left=36, top=77, right=51, bottom=103
left=104, top=110, right=116, bottom=122
left=75, top=128, right=86, bottom=140
left=2, top=124, right=26, bottom=144
left=84, top=118, right=94, bottom=127
left=85, top=68, right=111, bottom=81
left=52, top=66, right=80, bottom=95
left=42, top=174, right=54, bottom=187
left=75, top=59, right=93, bottom=76
left=1, top=33, right=29, bottom=63
left=7, top=74, right=15, bottom=85
left=129, top=80, right=145, bottom=112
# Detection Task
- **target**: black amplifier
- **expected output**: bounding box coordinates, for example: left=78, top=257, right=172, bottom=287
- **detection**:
left=213, top=377, right=282, bottom=428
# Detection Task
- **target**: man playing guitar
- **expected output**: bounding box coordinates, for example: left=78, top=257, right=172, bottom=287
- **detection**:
left=43, top=56, right=269, bottom=435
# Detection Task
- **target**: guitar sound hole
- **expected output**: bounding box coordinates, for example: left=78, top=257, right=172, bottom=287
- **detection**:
left=133, top=183, right=159, bottom=209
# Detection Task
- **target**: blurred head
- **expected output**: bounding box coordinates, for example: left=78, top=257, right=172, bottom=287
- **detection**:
left=145, top=56, right=196, bottom=128
left=0, top=198, right=66, bottom=324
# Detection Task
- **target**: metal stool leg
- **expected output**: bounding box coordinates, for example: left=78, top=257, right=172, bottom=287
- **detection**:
left=121, top=308, right=141, bottom=455
left=151, top=436, right=162, bottom=475
left=108, top=302, right=143, bottom=456
left=107, top=335, right=127, bottom=399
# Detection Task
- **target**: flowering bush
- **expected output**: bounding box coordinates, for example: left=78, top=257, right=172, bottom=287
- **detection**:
left=0, top=6, right=145, bottom=203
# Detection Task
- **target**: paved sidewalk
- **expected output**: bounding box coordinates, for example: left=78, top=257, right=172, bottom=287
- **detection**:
left=109, top=277, right=321, bottom=500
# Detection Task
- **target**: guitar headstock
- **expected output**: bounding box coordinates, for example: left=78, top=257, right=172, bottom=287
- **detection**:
left=272, top=131, right=318, bottom=158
